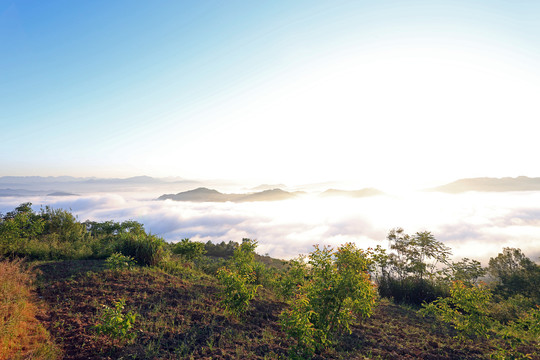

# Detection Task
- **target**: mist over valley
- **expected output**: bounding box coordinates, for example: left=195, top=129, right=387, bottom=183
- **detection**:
left=2, top=175, right=539, bottom=263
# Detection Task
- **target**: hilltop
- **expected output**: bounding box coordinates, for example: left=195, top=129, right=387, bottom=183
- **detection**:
left=1, top=204, right=539, bottom=359
left=430, top=176, right=540, bottom=193
left=158, top=187, right=301, bottom=202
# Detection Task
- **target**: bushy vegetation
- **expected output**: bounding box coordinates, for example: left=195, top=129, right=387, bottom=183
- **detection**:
left=1, top=203, right=539, bottom=359
left=105, top=252, right=136, bottom=271
left=93, top=298, right=138, bottom=344
left=216, top=239, right=262, bottom=317
left=371, top=228, right=452, bottom=305
left=279, top=243, right=378, bottom=357
left=172, top=237, right=207, bottom=260
left=421, top=281, right=493, bottom=341
left=0, top=203, right=167, bottom=266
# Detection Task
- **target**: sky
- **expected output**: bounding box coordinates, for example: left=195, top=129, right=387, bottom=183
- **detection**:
left=2, top=0, right=540, bottom=191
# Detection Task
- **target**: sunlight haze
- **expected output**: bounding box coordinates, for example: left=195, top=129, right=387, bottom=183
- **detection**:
left=2, top=0, right=540, bottom=190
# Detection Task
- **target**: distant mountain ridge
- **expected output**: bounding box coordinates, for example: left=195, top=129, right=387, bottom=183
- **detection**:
left=0, top=176, right=201, bottom=194
left=158, top=187, right=300, bottom=202
left=431, top=176, right=540, bottom=193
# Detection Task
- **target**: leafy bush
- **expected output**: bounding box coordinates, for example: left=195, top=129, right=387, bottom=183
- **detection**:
left=420, top=281, right=493, bottom=341
left=94, top=298, right=137, bottom=344
left=275, top=256, right=309, bottom=301
left=488, top=248, right=540, bottom=304
left=279, top=293, right=318, bottom=358
left=509, top=305, right=540, bottom=340
left=489, top=294, right=535, bottom=325
left=172, top=238, right=206, bottom=260
left=116, top=233, right=167, bottom=266
left=377, top=276, right=449, bottom=306
left=204, top=240, right=239, bottom=259
left=105, top=252, right=136, bottom=271
left=217, top=239, right=262, bottom=317
left=280, top=243, right=378, bottom=356
left=216, top=267, right=261, bottom=317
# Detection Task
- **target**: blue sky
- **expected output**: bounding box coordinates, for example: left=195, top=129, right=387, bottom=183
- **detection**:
left=2, top=0, right=540, bottom=190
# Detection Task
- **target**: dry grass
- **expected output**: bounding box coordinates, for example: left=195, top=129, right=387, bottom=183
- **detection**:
left=0, top=258, right=59, bottom=360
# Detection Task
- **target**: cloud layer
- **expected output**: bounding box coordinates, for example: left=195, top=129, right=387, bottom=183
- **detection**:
left=1, top=191, right=540, bottom=263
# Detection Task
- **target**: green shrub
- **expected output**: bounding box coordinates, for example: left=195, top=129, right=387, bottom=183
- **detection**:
left=105, top=252, right=136, bottom=271
left=489, top=294, right=535, bottom=325
left=94, top=298, right=137, bottom=344
left=377, top=276, right=449, bottom=306
left=510, top=305, right=540, bottom=340
left=280, top=243, right=378, bottom=356
left=172, top=238, right=206, bottom=260
left=216, top=239, right=262, bottom=317
left=279, top=293, right=318, bottom=358
left=194, top=256, right=225, bottom=275
left=420, top=281, right=493, bottom=341
left=275, top=256, right=309, bottom=301
left=116, top=233, right=167, bottom=266
left=216, top=267, right=261, bottom=317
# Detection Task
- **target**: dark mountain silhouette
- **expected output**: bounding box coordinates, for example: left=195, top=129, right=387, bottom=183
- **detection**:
left=240, top=189, right=298, bottom=202
left=47, top=191, right=78, bottom=196
left=250, top=184, right=287, bottom=191
left=158, top=188, right=232, bottom=202
left=158, top=188, right=299, bottom=202
left=320, top=188, right=385, bottom=198
left=431, top=176, right=540, bottom=193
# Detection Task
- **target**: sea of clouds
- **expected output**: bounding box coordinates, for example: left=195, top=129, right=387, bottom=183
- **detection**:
left=1, top=191, right=539, bottom=264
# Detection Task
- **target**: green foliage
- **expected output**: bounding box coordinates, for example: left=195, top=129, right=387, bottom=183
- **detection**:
left=372, top=229, right=453, bottom=305
left=275, top=256, right=309, bottom=301
left=0, top=203, right=44, bottom=257
left=489, top=294, right=535, bottom=325
left=216, top=267, right=261, bottom=317
left=172, top=238, right=206, bottom=260
left=279, top=293, right=318, bottom=358
left=216, top=239, right=262, bottom=317
left=447, top=257, right=486, bottom=285
left=0, top=204, right=158, bottom=261
left=510, top=305, right=540, bottom=340
left=39, top=206, right=86, bottom=243
left=421, top=281, right=493, bottom=341
left=279, top=243, right=378, bottom=356
left=386, top=228, right=451, bottom=280
left=377, top=276, right=449, bottom=306
left=488, top=248, right=540, bottom=303
left=116, top=233, right=167, bottom=266
left=204, top=240, right=239, bottom=259
left=94, top=298, right=137, bottom=344
left=105, top=252, right=136, bottom=271
left=491, top=304, right=540, bottom=360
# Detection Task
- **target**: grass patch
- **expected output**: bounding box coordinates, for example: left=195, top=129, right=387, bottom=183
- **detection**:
left=0, top=258, right=59, bottom=360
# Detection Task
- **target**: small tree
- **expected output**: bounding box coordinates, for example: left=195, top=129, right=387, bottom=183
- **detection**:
left=280, top=243, right=378, bottom=356
left=488, top=248, right=540, bottom=302
left=105, top=252, right=136, bottom=271
left=94, top=298, right=138, bottom=344
left=448, top=258, right=486, bottom=285
left=217, top=239, right=261, bottom=317
left=386, top=228, right=451, bottom=280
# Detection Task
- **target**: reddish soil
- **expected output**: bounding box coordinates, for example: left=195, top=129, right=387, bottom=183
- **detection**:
left=34, top=261, right=539, bottom=359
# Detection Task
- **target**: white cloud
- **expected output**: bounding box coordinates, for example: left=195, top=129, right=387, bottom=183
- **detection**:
left=1, top=190, right=540, bottom=263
